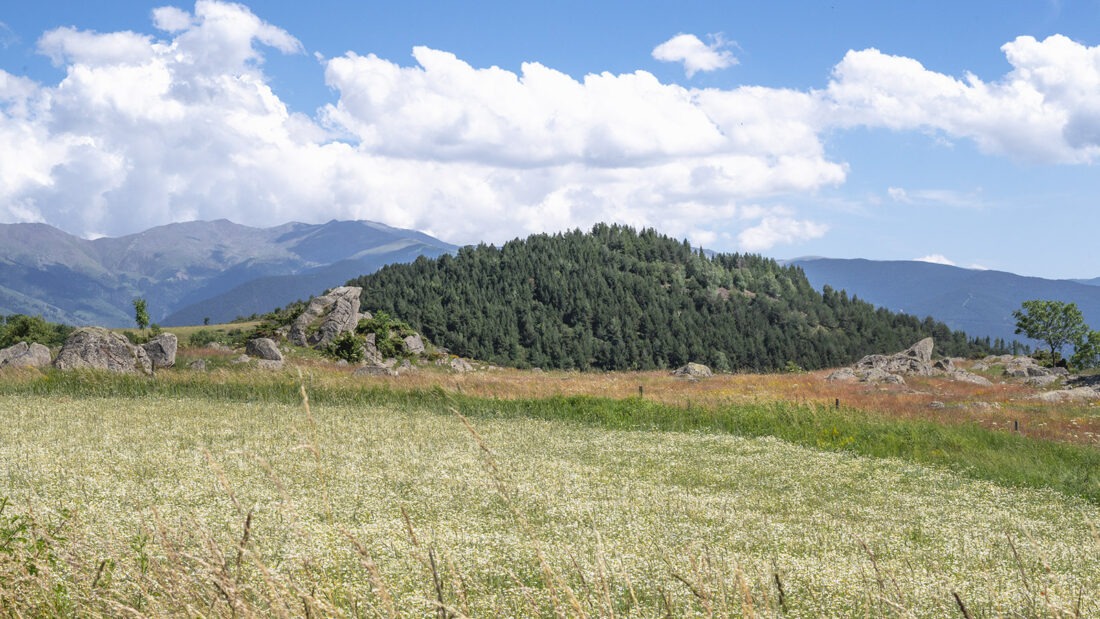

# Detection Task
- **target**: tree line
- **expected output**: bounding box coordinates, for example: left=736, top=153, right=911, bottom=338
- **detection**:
left=348, top=224, right=1008, bottom=371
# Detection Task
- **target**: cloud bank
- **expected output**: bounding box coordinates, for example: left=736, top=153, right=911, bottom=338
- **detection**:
left=1, top=1, right=1099, bottom=252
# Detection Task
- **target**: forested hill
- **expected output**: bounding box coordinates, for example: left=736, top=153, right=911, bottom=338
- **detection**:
left=348, top=224, right=1006, bottom=371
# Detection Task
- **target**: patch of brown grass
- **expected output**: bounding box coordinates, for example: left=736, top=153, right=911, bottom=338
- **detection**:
left=297, top=357, right=1100, bottom=447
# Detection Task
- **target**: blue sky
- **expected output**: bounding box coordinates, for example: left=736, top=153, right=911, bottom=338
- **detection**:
left=1, top=1, right=1099, bottom=279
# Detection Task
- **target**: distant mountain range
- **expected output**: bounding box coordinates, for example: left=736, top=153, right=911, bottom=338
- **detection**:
left=0, top=220, right=455, bottom=327
left=791, top=258, right=1100, bottom=345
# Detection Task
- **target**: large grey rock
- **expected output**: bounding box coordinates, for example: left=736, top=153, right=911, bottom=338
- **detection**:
left=449, top=357, right=473, bottom=373
left=933, top=358, right=956, bottom=373
left=289, top=286, right=362, bottom=348
left=354, top=365, right=397, bottom=378
left=950, top=370, right=993, bottom=386
left=907, top=338, right=935, bottom=365
left=1026, top=374, right=1061, bottom=388
left=54, top=327, right=151, bottom=374
left=246, top=338, right=283, bottom=361
left=671, top=362, right=713, bottom=378
left=362, top=332, right=383, bottom=365
left=863, top=367, right=905, bottom=384
left=403, top=334, right=426, bottom=355
left=0, top=342, right=52, bottom=369
left=1033, top=387, right=1099, bottom=403
left=1004, top=357, right=1053, bottom=378
left=141, top=333, right=178, bottom=369
left=825, top=367, right=858, bottom=382
left=855, top=338, right=937, bottom=377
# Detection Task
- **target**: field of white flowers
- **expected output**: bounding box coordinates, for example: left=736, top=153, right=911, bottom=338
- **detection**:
left=0, top=391, right=1096, bottom=617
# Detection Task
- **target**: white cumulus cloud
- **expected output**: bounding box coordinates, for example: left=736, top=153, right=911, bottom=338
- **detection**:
left=825, top=35, right=1100, bottom=163
left=2, top=2, right=1100, bottom=254
left=0, top=1, right=850, bottom=247
left=652, top=33, right=738, bottom=77
left=737, top=215, right=828, bottom=252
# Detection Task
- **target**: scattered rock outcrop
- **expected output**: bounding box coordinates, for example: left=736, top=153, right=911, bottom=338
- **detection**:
left=948, top=370, right=993, bottom=386
left=142, top=333, right=178, bottom=369
left=1032, top=387, right=1100, bottom=403
left=827, top=338, right=990, bottom=385
left=672, top=362, right=713, bottom=378
left=289, top=286, right=362, bottom=348
left=449, top=357, right=473, bottom=373
left=853, top=338, right=936, bottom=378
left=0, top=341, right=52, bottom=369
left=54, top=327, right=151, bottom=374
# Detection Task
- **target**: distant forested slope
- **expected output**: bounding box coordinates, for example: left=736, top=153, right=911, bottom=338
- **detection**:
left=349, top=224, right=1005, bottom=371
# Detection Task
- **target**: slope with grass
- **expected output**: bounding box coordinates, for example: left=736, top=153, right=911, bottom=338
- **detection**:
left=0, top=383, right=1096, bottom=617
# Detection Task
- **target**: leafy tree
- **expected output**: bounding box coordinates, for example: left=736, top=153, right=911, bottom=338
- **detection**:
left=133, top=298, right=150, bottom=334
left=1013, top=300, right=1090, bottom=364
left=1071, top=330, right=1100, bottom=370
left=0, top=314, right=72, bottom=348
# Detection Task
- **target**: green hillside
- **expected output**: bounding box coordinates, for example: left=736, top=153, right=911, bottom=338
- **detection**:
left=349, top=224, right=1004, bottom=371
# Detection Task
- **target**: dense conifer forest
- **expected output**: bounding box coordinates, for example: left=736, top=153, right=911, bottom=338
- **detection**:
left=348, top=224, right=1008, bottom=371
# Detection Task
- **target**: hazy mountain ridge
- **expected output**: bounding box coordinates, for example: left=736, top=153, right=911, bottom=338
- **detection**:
left=0, top=220, right=456, bottom=327
left=792, top=258, right=1100, bottom=345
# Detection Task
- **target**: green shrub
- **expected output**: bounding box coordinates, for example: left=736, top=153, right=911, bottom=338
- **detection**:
left=0, top=314, right=73, bottom=349
left=187, top=329, right=230, bottom=347
left=357, top=311, right=414, bottom=339
left=324, top=332, right=365, bottom=364
left=358, top=311, right=417, bottom=359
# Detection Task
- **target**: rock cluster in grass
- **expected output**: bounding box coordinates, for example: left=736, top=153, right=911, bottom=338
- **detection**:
left=973, top=354, right=1068, bottom=387
left=672, top=362, right=713, bottom=378
left=0, top=341, right=52, bottom=369
left=53, top=327, right=152, bottom=374
left=826, top=338, right=991, bottom=386
left=1032, top=386, right=1100, bottom=403
left=246, top=285, right=466, bottom=375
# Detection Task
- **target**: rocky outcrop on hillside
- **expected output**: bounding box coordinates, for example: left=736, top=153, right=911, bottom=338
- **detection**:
left=827, top=338, right=991, bottom=385
left=230, top=285, right=440, bottom=375
left=0, top=342, right=52, bottom=369
left=289, top=286, right=363, bottom=348
left=54, top=327, right=151, bottom=374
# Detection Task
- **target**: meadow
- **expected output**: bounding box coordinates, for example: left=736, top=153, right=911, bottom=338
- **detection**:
left=0, top=360, right=1098, bottom=617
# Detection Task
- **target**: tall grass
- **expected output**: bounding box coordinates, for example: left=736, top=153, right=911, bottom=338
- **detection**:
left=2, top=368, right=1098, bottom=504
left=0, top=388, right=1097, bottom=616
